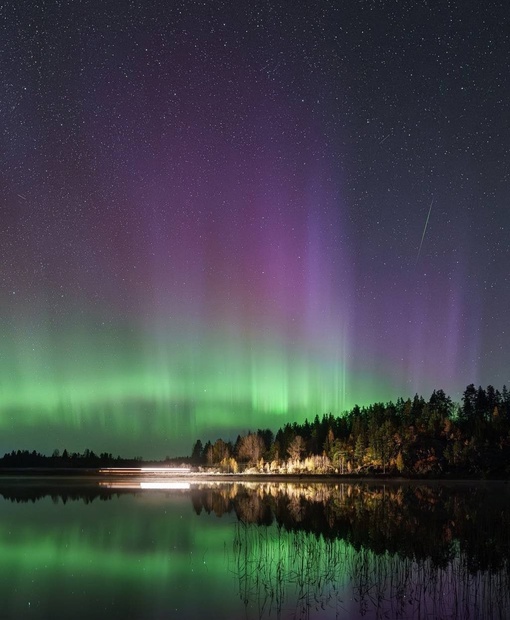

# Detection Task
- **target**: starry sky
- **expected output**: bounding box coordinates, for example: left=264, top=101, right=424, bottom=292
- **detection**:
left=1, top=0, right=509, bottom=458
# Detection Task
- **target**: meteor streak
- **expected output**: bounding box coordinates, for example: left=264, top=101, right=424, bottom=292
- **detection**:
left=416, top=197, right=434, bottom=264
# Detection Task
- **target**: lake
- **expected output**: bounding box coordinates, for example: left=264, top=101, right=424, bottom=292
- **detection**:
left=0, top=477, right=508, bottom=619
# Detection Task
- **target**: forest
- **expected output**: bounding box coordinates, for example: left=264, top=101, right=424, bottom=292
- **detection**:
left=2, top=383, right=509, bottom=477
left=191, top=384, right=510, bottom=477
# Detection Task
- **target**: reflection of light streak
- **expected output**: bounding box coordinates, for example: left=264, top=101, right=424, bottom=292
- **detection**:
left=98, top=467, right=191, bottom=475
left=140, top=482, right=190, bottom=490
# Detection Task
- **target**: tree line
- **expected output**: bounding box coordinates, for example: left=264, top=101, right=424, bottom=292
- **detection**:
left=0, top=449, right=144, bottom=469
left=191, top=384, right=510, bottom=477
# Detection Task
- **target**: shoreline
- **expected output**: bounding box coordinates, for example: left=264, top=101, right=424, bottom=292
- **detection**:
left=0, top=468, right=508, bottom=483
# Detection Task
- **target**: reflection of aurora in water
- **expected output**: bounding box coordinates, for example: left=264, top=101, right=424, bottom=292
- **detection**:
left=231, top=521, right=510, bottom=619
left=0, top=480, right=509, bottom=619
left=192, top=481, right=510, bottom=619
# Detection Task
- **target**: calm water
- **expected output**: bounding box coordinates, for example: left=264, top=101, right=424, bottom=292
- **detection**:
left=0, top=478, right=509, bottom=619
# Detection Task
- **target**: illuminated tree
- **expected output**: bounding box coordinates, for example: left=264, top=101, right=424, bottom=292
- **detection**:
left=212, top=438, right=230, bottom=463
left=237, top=433, right=266, bottom=464
left=287, top=435, right=306, bottom=461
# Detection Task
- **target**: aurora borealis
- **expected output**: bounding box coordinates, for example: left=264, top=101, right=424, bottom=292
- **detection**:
left=1, top=1, right=509, bottom=457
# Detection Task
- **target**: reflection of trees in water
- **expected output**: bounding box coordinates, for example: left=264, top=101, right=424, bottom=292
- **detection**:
left=192, top=482, right=510, bottom=572
left=192, top=482, right=510, bottom=619
left=0, top=486, right=119, bottom=504
left=231, top=520, right=510, bottom=620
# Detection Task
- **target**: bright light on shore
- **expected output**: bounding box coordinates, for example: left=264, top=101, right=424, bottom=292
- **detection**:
left=98, top=467, right=191, bottom=475
left=99, top=480, right=191, bottom=490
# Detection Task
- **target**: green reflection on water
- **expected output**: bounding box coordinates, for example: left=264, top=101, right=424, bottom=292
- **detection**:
left=0, top=480, right=509, bottom=619
left=0, top=492, right=239, bottom=620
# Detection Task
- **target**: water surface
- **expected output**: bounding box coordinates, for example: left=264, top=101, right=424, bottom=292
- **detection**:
left=0, top=478, right=508, bottom=619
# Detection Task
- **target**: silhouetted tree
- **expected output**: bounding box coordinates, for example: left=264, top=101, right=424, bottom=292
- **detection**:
left=191, top=440, right=204, bottom=464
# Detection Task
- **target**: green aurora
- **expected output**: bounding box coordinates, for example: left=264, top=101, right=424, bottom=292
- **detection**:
left=1, top=314, right=392, bottom=457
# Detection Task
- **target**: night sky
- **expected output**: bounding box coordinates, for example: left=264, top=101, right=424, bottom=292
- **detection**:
left=1, top=1, right=509, bottom=458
